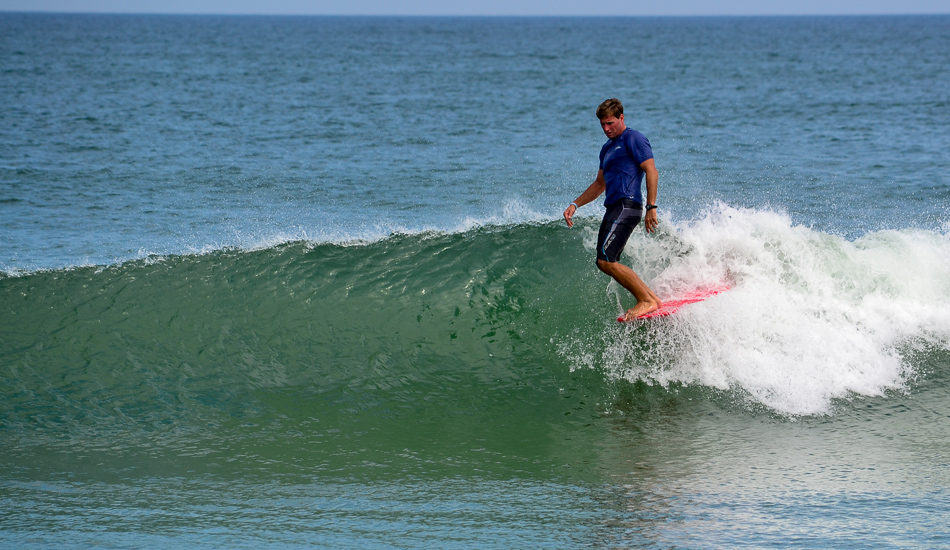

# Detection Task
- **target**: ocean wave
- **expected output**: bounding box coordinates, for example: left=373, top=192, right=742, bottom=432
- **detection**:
left=2, top=205, right=948, bottom=428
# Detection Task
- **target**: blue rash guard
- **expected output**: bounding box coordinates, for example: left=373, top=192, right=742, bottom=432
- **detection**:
left=599, top=128, right=654, bottom=206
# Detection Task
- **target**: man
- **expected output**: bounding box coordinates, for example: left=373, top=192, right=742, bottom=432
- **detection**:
left=563, top=98, right=662, bottom=320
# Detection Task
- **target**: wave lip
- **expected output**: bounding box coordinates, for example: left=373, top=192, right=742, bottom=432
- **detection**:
left=0, top=199, right=553, bottom=277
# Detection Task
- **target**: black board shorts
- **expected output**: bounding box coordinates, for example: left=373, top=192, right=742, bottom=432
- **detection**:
left=596, top=198, right=643, bottom=263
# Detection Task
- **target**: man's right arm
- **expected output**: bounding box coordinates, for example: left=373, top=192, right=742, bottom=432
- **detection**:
left=564, top=170, right=606, bottom=228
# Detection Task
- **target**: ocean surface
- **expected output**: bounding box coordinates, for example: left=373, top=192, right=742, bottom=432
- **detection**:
left=2, top=13, right=950, bottom=548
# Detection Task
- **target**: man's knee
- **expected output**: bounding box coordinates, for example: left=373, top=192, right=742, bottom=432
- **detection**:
left=596, top=258, right=615, bottom=273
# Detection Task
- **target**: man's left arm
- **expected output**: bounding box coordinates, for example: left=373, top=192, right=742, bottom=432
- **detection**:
left=641, top=158, right=658, bottom=233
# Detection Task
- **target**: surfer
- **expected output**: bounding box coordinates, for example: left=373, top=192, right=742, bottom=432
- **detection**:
left=563, top=98, right=662, bottom=320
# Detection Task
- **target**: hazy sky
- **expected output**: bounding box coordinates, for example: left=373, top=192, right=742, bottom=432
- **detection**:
left=2, top=0, right=949, bottom=16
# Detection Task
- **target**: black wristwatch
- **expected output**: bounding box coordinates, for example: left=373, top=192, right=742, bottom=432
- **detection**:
left=646, top=204, right=657, bottom=211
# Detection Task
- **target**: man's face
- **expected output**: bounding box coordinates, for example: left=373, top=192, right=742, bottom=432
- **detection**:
left=600, top=115, right=626, bottom=139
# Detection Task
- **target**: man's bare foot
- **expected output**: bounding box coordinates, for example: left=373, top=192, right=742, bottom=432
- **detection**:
left=623, top=300, right=661, bottom=321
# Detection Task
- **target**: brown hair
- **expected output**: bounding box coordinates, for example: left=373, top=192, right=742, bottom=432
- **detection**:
left=596, top=98, right=623, bottom=120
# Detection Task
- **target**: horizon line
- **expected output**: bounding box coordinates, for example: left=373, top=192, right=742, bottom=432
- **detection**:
left=3, top=10, right=950, bottom=17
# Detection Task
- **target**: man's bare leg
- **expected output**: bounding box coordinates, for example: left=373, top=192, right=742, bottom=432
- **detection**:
left=597, top=259, right=662, bottom=320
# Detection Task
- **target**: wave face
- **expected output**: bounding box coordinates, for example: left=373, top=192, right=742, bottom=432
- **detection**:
left=2, top=206, right=948, bottom=460
left=1, top=220, right=592, bottom=477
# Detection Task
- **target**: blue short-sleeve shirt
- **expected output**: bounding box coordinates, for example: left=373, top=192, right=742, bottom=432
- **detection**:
left=599, top=128, right=654, bottom=206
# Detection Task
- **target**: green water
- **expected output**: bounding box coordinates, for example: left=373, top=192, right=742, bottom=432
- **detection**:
left=4, top=220, right=950, bottom=547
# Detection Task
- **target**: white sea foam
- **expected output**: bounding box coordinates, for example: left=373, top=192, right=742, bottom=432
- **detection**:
left=592, top=204, right=950, bottom=416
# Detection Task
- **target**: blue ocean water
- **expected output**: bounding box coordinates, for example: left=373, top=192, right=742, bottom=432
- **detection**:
left=2, top=13, right=950, bottom=549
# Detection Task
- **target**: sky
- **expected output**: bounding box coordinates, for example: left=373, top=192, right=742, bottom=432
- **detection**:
left=1, top=0, right=949, bottom=16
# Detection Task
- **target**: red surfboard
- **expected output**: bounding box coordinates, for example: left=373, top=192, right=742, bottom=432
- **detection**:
left=617, top=286, right=730, bottom=322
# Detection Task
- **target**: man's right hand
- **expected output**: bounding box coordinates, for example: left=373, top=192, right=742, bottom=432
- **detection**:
left=563, top=204, right=577, bottom=228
